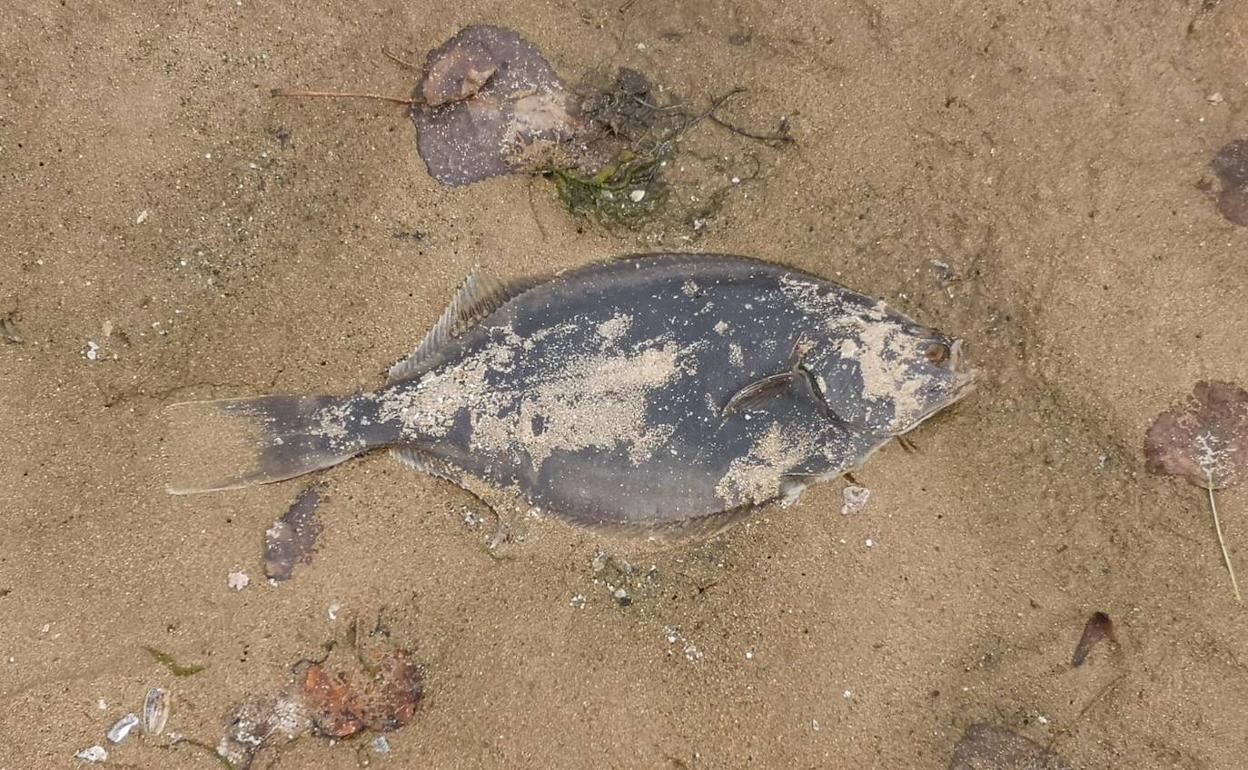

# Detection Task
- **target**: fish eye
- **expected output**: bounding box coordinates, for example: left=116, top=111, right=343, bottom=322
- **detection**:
left=924, top=342, right=949, bottom=365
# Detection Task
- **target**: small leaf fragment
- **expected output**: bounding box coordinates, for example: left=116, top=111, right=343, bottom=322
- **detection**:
left=1071, top=611, right=1117, bottom=667
left=143, top=646, right=206, bottom=677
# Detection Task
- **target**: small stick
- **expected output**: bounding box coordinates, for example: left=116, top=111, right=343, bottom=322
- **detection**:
left=1206, top=471, right=1242, bottom=602
left=381, top=48, right=420, bottom=71
left=708, top=114, right=795, bottom=145
left=271, top=88, right=415, bottom=106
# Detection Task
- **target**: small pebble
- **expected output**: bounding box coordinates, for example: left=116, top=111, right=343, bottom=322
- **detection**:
left=97, top=698, right=108, bottom=711
left=864, top=538, right=875, bottom=548
left=612, top=587, right=631, bottom=607
left=227, top=571, right=250, bottom=591
left=83, top=341, right=100, bottom=361
left=745, top=651, right=755, bottom=660
left=730, top=176, right=741, bottom=184
left=569, top=594, right=586, bottom=609
left=843, top=689, right=853, bottom=699
left=629, top=189, right=646, bottom=202
left=1207, top=92, right=1225, bottom=104
left=372, top=735, right=391, bottom=754
left=327, top=603, right=341, bottom=621
left=135, top=209, right=150, bottom=225
left=107, top=713, right=139, bottom=744
left=76, top=746, right=108, bottom=763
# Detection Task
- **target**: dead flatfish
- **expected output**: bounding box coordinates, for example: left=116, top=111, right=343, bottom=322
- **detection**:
left=164, top=254, right=974, bottom=540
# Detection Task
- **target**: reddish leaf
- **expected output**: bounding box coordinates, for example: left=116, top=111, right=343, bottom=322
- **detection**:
left=302, top=647, right=425, bottom=738
left=1144, top=381, right=1248, bottom=490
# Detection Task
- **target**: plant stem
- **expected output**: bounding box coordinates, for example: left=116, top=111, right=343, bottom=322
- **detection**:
left=271, top=88, right=414, bottom=106
left=1206, top=473, right=1242, bottom=603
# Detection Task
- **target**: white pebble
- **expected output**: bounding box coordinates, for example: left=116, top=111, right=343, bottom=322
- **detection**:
left=97, top=698, right=108, bottom=711
left=135, top=209, right=149, bottom=225
left=569, top=594, right=586, bottom=609
left=629, top=189, right=646, bottom=202
left=745, top=651, right=754, bottom=660
left=226, top=571, right=250, bottom=591
left=731, top=176, right=741, bottom=184
left=327, top=603, right=341, bottom=621
left=842, top=689, right=853, bottom=699
left=83, top=341, right=100, bottom=361
left=864, top=538, right=875, bottom=548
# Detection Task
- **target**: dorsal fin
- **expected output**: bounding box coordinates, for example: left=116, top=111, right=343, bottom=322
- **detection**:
left=387, top=269, right=532, bottom=383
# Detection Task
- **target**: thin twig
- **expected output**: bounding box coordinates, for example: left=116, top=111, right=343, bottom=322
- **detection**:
left=382, top=48, right=420, bottom=71
left=1206, top=472, right=1242, bottom=602
left=271, top=88, right=415, bottom=106
left=708, top=113, right=795, bottom=145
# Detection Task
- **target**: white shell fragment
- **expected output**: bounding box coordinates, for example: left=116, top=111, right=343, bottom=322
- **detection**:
left=143, top=687, right=171, bottom=735
left=227, top=571, right=250, bottom=591
left=76, top=745, right=108, bottom=762
left=840, top=485, right=871, bottom=515
left=107, top=712, right=140, bottom=743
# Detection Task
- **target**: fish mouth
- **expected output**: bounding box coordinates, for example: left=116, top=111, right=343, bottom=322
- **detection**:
left=945, top=338, right=977, bottom=402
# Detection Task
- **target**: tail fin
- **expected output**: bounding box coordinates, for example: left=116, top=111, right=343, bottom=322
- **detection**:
left=162, top=394, right=388, bottom=495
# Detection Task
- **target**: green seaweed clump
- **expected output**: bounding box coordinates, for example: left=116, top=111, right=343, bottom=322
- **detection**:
left=549, top=151, right=668, bottom=227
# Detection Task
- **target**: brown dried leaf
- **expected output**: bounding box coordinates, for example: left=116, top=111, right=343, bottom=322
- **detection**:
left=263, top=482, right=325, bottom=581
left=1212, top=140, right=1248, bottom=227
left=1144, top=381, right=1248, bottom=489
left=1071, top=611, right=1117, bottom=667
left=950, top=724, right=1071, bottom=770
left=410, top=25, right=581, bottom=186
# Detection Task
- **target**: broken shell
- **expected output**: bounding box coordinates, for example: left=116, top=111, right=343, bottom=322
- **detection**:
left=107, top=713, right=140, bottom=743
left=76, top=746, right=108, bottom=763
left=142, top=687, right=171, bottom=735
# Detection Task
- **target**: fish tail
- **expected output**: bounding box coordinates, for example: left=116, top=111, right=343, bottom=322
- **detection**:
left=162, top=393, right=395, bottom=495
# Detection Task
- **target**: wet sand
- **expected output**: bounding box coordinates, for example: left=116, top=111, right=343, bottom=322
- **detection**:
left=3, top=1, right=1248, bottom=767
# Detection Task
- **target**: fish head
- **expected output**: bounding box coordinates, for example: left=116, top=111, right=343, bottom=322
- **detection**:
left=893, top=331, right=976, bottom=432
left=805, top=318, right=976, bottom=437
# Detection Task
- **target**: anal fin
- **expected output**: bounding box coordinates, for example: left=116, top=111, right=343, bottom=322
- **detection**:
left=391, top=446, right=464, bottom=484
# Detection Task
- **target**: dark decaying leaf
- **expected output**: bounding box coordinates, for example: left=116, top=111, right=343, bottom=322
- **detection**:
left=263, top=482, right=325, bottom=581
left=410, top=25, right=582, bottom=186
left=1144, top=381, right=1248, bottom=489
left=1212, top=139, right=1248, bottom=226
left=950, top=724, right=1071, bottom=770
left=1071, top=611, right=1117, bottom=667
